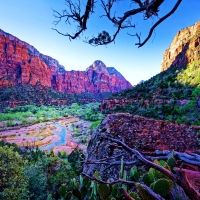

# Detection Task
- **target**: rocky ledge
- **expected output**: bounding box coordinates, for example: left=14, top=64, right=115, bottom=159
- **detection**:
left=83, top=113, right=200, bottom=179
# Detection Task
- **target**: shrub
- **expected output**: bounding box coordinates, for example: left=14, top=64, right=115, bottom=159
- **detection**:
left=6, top=120, right=13, bottom=127
left=90, top=120, right=101, bottom=130
left=22, top=118, right=28, bottom=125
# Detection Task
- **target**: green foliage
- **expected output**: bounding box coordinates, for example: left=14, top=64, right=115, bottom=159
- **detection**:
left=130, top=166, right=140, bottom=181
left=136, top=183, right=158, bottom=200
left=58, top=151, right=67, bottom=158
left=22, top=118, right=28, bottom=124
left=150, top=178, right=173, bottom=197
left=68, top=147, right=85, bottom=175
left=105, top=61, right=200, bottom=125
left=24, top=164, right=48, bottom=200
left=167, top=157, right=176, bottom=171
left=0, top=141, right=86, bottom=200
left=6, top=119, right=14, bottom=126
left=90, top=120, right=101, bottom=130
left=0, top=102, right=105, bottom=129
left=0, top=146, right=28, bottom=200
left=142, top=173, right=152, bottom=186
left=111, top=184, right=121, bottom=198
left=98, top=184, right=111, bottom=200
left=129, top=192, right=141, bottom=200
left=141, top=159, right=175, bottom=197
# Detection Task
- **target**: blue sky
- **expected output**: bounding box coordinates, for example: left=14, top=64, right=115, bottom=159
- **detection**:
left=0, top=0, right=199, bottom=85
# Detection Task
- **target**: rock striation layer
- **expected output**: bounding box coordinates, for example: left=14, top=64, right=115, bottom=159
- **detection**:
left=84, top=113, right=200, bottom=179
left=161, top=21, right=200, bottom=71
left=0, top=29, right=132, bottom=94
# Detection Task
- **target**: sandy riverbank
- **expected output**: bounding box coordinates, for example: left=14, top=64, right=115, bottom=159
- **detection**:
left=0, top=116, right=90, bottom=154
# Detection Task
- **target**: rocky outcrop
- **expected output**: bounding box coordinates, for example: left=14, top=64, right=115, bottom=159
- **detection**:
left=0, top=29, right=132, bottom=94
left=83, top=113, right=200, bottom=179
left=100, top=98, right=189, bottom=111
left=161, top=21, right=200, bottom=71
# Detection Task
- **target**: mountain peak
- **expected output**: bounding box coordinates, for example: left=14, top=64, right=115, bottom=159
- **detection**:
left=87, top=60, right=107, bottom=72
left=0, top=29, right=132, bottom=95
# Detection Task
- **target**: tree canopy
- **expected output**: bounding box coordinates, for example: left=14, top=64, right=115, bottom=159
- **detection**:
left=53, top=0, right=182, bottom=47
left=0, top=146, right=28, bottom=200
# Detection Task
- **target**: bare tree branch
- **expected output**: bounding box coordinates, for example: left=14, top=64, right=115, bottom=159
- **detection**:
left=119, top=188, right=136, bottom=200
left=53, top=0, right=182, bottom=47
left=99, top=133, right=200, bottom=199
left=136, top=0, right=182, bottom=47
left=82, top=172, right=137, bottom=185
left=82, top=173, right=165, bottom=200
left=52, top=0, right=95, bottom=39
left=136, top=183, right=165, bottom=200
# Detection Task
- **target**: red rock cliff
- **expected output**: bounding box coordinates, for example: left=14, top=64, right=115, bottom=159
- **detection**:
left=161, top=21, right=200, bottom=71
left=83, top=113, right=200, bottom=179
left=0, top=29, right=132, bottom=94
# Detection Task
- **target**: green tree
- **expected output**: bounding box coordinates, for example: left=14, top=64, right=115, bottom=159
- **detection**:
left=24, top=163, right=48, bottom=200
left=0, top=146, right=28, bottom=200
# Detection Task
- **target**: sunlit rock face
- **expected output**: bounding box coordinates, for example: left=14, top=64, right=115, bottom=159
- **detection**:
left=51, top=60, right=132, bottom=94
left=0, top=30, right=52, bottom=87
left=0, top=29, right=132, bottom=94
left=161, top=21, right=200, bottom=71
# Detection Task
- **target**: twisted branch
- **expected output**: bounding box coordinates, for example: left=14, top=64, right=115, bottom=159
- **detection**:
left=53, top=0, right=182, bottom=47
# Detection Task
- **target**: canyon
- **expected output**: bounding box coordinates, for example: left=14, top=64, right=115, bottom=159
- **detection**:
left=100, top=21, right=200, bottom=113
left=0, top=20, right=200, bottom=199
left=0, top=29, right=131, bottom=95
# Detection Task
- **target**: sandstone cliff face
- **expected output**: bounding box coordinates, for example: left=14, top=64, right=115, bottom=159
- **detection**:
left=161, top=21, right=200, bottom=71
left=0, top=30, right=52, bottom=87
left=52, top=60, right=132, bottom=94
left=0, top=29, right=132, bottom=94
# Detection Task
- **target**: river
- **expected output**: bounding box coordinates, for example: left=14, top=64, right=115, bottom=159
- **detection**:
left=39, top=122, right=67, bottom=151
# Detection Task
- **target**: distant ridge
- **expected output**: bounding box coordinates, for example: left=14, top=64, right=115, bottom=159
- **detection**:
left=0, top=29, right=132, bottom=95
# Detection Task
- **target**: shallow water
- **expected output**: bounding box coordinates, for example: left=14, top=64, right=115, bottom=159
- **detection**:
left=40, top=122, right=67, bottom=151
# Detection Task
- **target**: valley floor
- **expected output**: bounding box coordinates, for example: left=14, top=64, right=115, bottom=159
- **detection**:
left=0, top=116, right=91, bottom=154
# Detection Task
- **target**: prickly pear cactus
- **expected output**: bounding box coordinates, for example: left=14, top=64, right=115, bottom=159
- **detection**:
left=142, top=173, right=152, bottom=186
left=129, top=191, right=141, bottom=200
left=136, top=183, right=158, bottom=200
left=130, top=166, right=140, bottom=181
left=65, top=191, right=72, bottom=200
left=148, top=168, right=155, bottom=182
left=98, top=184, right=111, bottom=200
left=167, top=157, right=176, bottom=171
left=151, top=178, right=173, bottom=197
left=111, top=184, right=121, bottom=198
left=59, top=185, right=67, bottom=197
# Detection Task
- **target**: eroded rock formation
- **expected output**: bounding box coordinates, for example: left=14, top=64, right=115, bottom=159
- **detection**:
left=84, top=113, right=200, bottom=179
left=161, top=20, right=200, bottom=71
left=0, top=29, right=132, bottom=94
left=100, top=98, right=189, bottom=111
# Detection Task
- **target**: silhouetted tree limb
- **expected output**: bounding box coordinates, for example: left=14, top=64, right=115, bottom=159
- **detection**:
left=52, top=0, right=95, bottom=40
left=53, top=0, right=182, bottom=47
